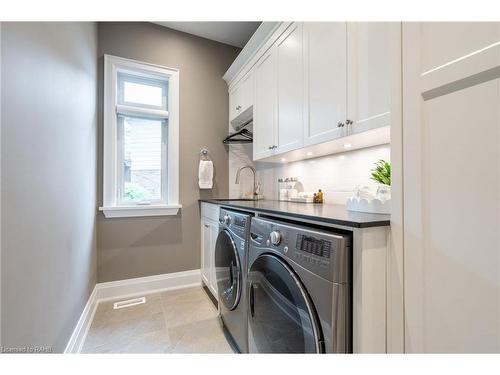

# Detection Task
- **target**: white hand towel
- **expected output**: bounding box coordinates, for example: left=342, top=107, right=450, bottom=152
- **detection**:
left=198, top=160, right=214, bottom=189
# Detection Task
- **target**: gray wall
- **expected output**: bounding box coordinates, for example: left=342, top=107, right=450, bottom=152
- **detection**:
left=97, top=23, right=239, bottom=282
left=1, top=23, right=98, bottom=352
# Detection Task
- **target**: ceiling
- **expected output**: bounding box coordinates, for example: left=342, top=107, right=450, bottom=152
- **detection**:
left=153, top=22, right=261, bottom=48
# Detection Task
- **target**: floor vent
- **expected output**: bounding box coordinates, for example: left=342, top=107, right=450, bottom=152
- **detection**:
left=113, top=297, right=146, bottom=310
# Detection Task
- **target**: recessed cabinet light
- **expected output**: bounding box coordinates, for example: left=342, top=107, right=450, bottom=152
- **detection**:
left=281, top=158, right=287, bottom=162
left=307, top=152, right=313, bottom=156
left=344, top=143, right=352, bottom=149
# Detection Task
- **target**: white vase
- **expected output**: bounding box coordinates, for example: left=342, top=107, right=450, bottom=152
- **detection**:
left=376, top=184, right=391, bottom=202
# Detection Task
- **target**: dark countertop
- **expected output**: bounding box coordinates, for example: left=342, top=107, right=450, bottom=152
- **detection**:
left=199, top=199, right=390, bottom=228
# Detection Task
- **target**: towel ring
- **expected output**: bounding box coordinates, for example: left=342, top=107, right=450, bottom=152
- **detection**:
left=200, top=148, right=211, bottom=161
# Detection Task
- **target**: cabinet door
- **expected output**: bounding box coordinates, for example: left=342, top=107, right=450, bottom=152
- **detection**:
left=403, top=22, right=500, bottom=353
left=229, top=85, right=241, bottom=121
left=240, top=71, right=255, bottom=112
left=275, top=23, right=304, bottom=154
left=303, top=22, right=347, bottom=146
left=209, top=222, right=219, bottom=297
left=253, top=47, right=276, bottom=160
left=201, top=219, right=211, bottom=287
left=347, top=23, right=395, bottom=135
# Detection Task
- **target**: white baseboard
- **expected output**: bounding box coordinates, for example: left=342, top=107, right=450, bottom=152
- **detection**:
left=64, top=269, right=201, bottom=353
left=64, top=287, right=99, bottom=354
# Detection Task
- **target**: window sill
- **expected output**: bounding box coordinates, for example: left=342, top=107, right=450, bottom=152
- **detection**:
left=99, top=204, right=182, bottom=218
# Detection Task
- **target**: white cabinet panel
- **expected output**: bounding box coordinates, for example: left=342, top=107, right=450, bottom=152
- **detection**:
left=421, top=22, right=500, bottom=74
left=240, top=71, right=254, bottom=112
left=209, top=222, right=219, bottom=297
left=403, top=22, right=500, bottom=353
left=303, top=22, right=347, bottom=146
left=276, top=23, right=304, bottom=153
left=230, top=71, right=254, bottom=124
left=201, top=219, right=211, bottom=287
left=201, top=203, right=220, bottom=299
left=347, top=22, right=394, bottom=134
left=253, top=48, right=276, bottom=160
left=229, top=85, right=241, bottom=121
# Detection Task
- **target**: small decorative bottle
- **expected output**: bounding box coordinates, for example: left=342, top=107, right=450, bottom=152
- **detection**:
left=314, top=189, right=324, bottom=203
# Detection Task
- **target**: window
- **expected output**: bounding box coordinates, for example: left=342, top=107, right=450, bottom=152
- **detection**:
left=100, top=55, right=180, bottom=218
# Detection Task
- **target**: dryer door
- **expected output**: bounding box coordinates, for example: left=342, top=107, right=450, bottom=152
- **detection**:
left=215, top=229, right=242, bottom=311
left=248, top=254, right=323, bottom=353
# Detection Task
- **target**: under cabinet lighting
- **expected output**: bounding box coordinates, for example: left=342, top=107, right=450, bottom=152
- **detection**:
left=281, top=158, right=287, bottom=162
left=343, top=143, right=352, bottom=149
left=306, top=152, right=313, bottom=156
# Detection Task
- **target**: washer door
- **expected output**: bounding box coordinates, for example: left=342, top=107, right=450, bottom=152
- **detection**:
left=215, top=229, right=242, bottom=311
left=248, top=254, right=322, bottom=353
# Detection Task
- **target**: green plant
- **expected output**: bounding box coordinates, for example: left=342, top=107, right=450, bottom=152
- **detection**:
left=370, top=159, right=391, bottom=186
left=124, top=182, right=149, bottom=201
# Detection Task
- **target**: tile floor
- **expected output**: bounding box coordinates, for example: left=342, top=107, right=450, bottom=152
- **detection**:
left=82, top=287, right=234, bottom=353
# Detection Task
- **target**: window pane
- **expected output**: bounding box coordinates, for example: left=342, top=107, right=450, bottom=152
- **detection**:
left=121, top=117, right=165, bottom=202
left=123, top=81, right=163, bottom=107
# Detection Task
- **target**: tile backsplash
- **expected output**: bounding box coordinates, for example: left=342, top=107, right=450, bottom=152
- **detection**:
left=229, top=143, right=390, bottom=205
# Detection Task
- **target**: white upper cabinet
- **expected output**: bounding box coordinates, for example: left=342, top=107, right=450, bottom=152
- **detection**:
left=303, top=22, right=347, bottom=146
left=229, top=84, right=241, bottom=122
left=229, top=70, right=254, bottom=124
left=240, top=71, right=254, bottom=113
left=253, top=47, right=277, bottom=160
left=275, top=23, right=304, bottom=153
left=347, top=22, right=394, bottom=135
left=225, top=22, right=397, bottom=163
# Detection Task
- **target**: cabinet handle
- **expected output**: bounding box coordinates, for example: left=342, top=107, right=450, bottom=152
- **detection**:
left=204, top=224, right=210, bottom=228
left=236, top=105, right=241, bottom=110
left=337, top=121, right=345, bottom=128
left=346, top=119, right=353, bottom=125
left=268, top=146, right=273, bottom=150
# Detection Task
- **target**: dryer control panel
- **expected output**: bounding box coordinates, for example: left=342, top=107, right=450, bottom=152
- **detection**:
left=296, top=234, right=332, bottom=259
left=250, top=217, right=350, bottom=284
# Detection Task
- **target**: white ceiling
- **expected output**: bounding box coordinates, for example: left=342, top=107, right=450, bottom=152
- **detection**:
left=153, top=22, right=261, bottom=48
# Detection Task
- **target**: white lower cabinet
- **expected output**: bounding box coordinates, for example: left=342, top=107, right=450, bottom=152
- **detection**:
left=200, top=203, right=220, bottom=298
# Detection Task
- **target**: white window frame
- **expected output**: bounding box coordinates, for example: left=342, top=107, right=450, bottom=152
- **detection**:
left=99, top=55, right=181, bottom=218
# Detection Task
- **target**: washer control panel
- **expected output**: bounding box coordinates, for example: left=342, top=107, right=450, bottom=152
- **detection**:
left=219, top=208, right=251, bottom=239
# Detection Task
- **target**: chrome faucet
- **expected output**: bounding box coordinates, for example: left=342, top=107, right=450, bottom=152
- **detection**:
left=235, top=165, right=257, bottom=200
